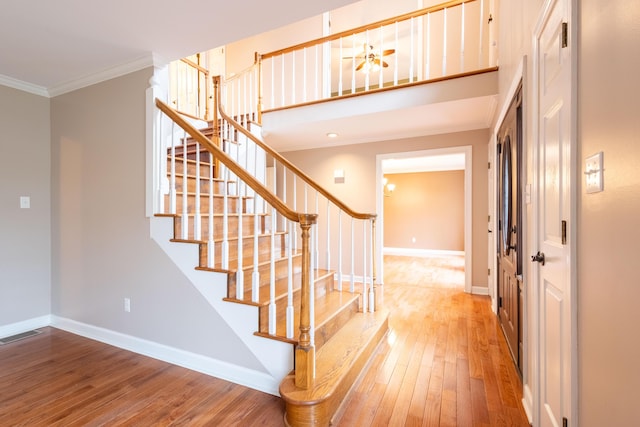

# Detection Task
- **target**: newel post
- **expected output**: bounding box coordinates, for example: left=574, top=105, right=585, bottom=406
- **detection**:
left=295, top=213, right=317, bottom=389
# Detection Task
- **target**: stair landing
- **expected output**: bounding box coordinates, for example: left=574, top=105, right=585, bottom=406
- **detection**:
left=279, top=309, right=389, bottom=427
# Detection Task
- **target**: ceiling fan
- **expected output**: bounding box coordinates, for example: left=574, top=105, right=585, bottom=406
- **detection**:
left=345, top=44, right=396, bottom=72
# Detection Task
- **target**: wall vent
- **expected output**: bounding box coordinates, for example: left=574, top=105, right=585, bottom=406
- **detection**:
left=0, top=329, right=42, bottom=345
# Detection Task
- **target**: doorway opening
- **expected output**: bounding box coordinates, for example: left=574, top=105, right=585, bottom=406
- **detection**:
left=376, top=146, right=472, bottom=292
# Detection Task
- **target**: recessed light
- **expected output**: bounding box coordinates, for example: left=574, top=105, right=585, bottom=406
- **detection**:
left=326, top=132, right=338, bottom=138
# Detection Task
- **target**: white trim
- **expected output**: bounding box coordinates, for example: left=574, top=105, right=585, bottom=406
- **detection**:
left=376, top=146, right=473, bottom=293
left=471, top=286, right=489, bottom=296
left=383, top=247, right=464, bottom=257
left=50, top=316, right=280, bottom=396
left=1, top=54, right=169, bottom=98
left=522, top=384, right=535, bottom=423
left=48, top=55, right=156, bottom=97
left=0, top=74, right=49, bottom=97
left=0, top=315, right=52, bottom=339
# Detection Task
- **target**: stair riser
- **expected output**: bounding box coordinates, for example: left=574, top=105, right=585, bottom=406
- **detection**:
left=257, top=273, right=335, bottom=335
left=166, top=194, right=244, bottom=214
left=227, top=255, right=302, bottom=298
left=173, top=215, right=270, bottom=240
left=313, top=298, right=360, bottom=351
left=168, top=159, right=213, bottom=177
left=197, top=234, right=287, bottom=269
left=170, top=175, right=230, bottom=194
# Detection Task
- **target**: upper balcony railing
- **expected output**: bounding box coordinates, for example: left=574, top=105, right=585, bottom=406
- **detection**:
left=256, top=0, right=495, bottom=115
left=169, top=0, right=495, bottom=124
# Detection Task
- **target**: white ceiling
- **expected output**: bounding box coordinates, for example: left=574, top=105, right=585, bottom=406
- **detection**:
left=0, top=0, right=355, bottom=96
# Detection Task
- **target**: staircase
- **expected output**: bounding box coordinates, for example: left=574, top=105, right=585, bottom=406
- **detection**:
left=153, top=99, right=388, bottom=426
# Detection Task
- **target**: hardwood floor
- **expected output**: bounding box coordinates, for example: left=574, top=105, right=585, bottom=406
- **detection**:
left=0, top=255, right=529, bottom=426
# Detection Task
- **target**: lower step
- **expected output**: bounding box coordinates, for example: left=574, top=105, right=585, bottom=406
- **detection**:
left=279, top=309, right=389, bottom=427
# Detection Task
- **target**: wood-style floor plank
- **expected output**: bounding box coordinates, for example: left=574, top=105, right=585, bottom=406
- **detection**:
left=0, top=255, right=529, bottom=426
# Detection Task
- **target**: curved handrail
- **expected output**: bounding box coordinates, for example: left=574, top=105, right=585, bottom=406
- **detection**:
left=155, top=97, right=316, bottom=225
left=215, top=76, right=376, bottom=221
left=259, top=0, right=475, bottom=59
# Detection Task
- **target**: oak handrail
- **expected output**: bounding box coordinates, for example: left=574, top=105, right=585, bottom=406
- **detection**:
left=259, top=0, right=476, bottom=59
left=215, top=76, right=376, bottom=222
left=155, top=98, right=313, bottom=225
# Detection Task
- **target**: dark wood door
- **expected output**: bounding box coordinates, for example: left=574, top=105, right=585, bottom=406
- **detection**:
left=496, top=85, right=523, bottom=371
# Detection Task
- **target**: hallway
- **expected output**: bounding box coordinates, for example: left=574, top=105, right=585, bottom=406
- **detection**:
left=0, top=256, right=528, bottom=426
left=332, top=255, right=529, bottom=426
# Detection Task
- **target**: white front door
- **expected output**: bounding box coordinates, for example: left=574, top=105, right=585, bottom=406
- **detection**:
left=534, top=0, right=574, bottom=425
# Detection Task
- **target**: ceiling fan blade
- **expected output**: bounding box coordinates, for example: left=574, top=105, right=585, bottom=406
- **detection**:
left=355, top=61, right=365, bottom=71
left=382, top=60, right=389, bottom=68
left=381, top=49, right=396, bottom=56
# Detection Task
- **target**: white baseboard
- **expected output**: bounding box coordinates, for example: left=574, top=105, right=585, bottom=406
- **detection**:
left=0, top=315, right=51, bottom=339
left=522, top=384, right=534, bottom=423
left=50, top=316, right=280, bottom=396
left=471, top=286, right=490, bottom=296
left=383, top=247, right=464, bottom=257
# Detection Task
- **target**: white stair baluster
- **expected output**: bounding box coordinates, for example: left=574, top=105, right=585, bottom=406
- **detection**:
left=337, top=210, right=343, bottom=291
left=236, top=190, right=244, bottom=299
left=326, top=202, right=331, bottom=271
left=286, top=220, right=294, bottom=339
left=252, top=195, right=260, bottom=303
left=169, top=123, right=176, bottom=214
left=207, top=153, right=215, bottom=268
left=268, top=204, right=277, bottom=335
left=443, top=8, right=448, bottom=76
left=350, top=217, right=355, bottom=293
left=369, top=219, right=375, bottom=312
left=194, top=142, right=201, bottom=241
left=460, top=2, right=466, bottom=73
left=181, top=130, right=189, bottom=239
left=362, top=220, right=367, bottom=314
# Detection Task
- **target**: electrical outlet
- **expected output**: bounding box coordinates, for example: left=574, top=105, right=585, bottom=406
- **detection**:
left=124, top=298, right=131, bottom=312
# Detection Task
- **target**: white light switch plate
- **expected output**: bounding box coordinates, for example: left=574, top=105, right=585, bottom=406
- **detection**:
left=20, top=196, right=30, bottom=209
left=585, top=152, right=604, bottom=193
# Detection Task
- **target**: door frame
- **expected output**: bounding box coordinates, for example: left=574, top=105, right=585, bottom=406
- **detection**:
left=490, top=56, right=532, bottom=420
left=376, top=146, right=473, bottom=293
left=531, top=0, right=578, bottom=424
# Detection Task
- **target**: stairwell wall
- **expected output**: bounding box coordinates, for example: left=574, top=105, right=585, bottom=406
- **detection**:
left=0, top=85, right=51, bottom=333
left=49, top=68, right=266, bottom=373
left=282, top=128, right=489, bottom=288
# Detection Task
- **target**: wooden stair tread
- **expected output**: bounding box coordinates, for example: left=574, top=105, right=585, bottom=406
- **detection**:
left=196, top=248, right=301, bottom=274
left=279, top=309, right=389, bottom=423
left=170, top=230, right=287, bottom=245
left=255, top=289, right=360, bottom=344
left=224, top=268, right=331, bottom=306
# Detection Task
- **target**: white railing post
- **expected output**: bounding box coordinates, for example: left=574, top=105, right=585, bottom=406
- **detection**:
left=337, top=210, right=343, bottom=291
left=236, top=181, right=244, bottom=299
left=194, top=142, right=202, bottom=241
left=181, top=130, right=189, bottom=239
left=369, top=219, right=375, bottom=312
left=286, top=220, right=294, bottom=339
left=362, top=220, right=368, bottom=314
left=252, top=195, right=260, bottom=303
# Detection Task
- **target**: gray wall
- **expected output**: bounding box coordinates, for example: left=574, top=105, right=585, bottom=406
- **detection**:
left=0, top=86, right=51, bottom=327
left=49, top=68, right=263, bottom=370
left=283, top=129, right=489, bottom=288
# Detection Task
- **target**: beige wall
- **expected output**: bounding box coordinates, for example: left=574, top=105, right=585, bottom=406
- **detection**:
left=283, top=129, right=488, bottom=288
left=383, top=171, right=464, bottom=251
left=578, top=1, right=640, bottom=424
left=0, top=85, right=51, bottom=328
left=498, top=0, right=640, bottom=424
left=49, top=68, right=265, bottom=370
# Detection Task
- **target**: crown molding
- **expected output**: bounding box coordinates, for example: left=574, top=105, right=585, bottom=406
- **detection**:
left=47, top=54, right=161, bottom=97
left=0, top=74, right=49, bottom=97
left=1, top=53, right=169, bottom=98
